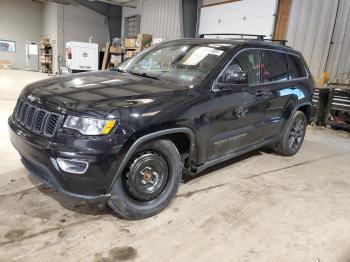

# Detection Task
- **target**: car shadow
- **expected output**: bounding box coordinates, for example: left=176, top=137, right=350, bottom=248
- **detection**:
left=182, top=148, right=269, bottom=183
left=25, top=147, right=274, bottom=216
left=27, top=175, right=112, bottom=217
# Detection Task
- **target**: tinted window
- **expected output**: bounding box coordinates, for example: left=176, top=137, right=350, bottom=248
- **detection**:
left=261, top=50, right=289, bottom=82
left=118, top=42, right=232, bottom=85
left=220, top=49, right=260, bottom=85
left=286, top=54, right=307, bottom=78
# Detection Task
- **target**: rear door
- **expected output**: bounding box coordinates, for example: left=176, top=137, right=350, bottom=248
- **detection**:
left=260, top=50, right=306, bottom=140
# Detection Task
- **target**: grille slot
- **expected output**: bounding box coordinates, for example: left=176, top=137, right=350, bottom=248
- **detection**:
left=44, top=114, right=60, bottom=137
left=13, top=99, right=62, bottom=137
left=33, top=110, right=48, bottom=133
left=19, top=103, right=29, bottom=125
left=25, top=106, right=37, bottom=129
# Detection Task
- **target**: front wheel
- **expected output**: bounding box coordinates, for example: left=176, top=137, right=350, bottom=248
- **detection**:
left=273, top=111, right=307, bottom=156
left=108, top=139, right=182, bottom=219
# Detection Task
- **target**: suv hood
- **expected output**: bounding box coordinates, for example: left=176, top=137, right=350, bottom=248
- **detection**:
left=21, top=70, right=190, bottom=117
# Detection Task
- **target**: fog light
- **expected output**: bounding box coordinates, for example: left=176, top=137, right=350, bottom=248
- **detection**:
left=56, top=158, right=89, bottom=174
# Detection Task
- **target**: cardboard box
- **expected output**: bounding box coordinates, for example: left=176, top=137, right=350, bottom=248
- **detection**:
left=109, top=46, right=123, bottom=54
left=124, top=37, right=137, bottom=48
left=125, top=50, right=135, bottom=59
left=124, top=38, right=129, bottom=48
left=41, top=38, right=50, bottom=47
left=136, top=34, right=152, bottom=48
left=0, top=60, right=11, bottom=69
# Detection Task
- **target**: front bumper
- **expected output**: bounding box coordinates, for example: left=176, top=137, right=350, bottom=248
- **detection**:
left=8, top=116, right=124, bottom=200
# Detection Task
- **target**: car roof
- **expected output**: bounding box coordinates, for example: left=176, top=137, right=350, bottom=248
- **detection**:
left=164, top=38, right=300, bottom=55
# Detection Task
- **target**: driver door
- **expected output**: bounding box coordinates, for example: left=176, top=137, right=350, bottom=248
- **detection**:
left=206, top=49, right=266, bottom=161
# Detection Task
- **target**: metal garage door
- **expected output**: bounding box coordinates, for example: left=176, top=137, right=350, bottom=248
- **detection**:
left=198, top=0, right=278, bottom=38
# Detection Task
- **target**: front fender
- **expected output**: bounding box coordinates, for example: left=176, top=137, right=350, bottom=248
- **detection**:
left=107, top=127, right=196, bottom=192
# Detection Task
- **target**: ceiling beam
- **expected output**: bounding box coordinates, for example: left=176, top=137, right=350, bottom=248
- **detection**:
left=92, top=0, right=137, bottom=8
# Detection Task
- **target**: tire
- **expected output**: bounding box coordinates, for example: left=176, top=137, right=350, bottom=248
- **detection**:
left=108, top=139, right=182, bottom=219
left=273, top=111, right=307, bottom=156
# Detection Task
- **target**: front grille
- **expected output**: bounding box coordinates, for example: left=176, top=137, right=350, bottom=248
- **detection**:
left=14, top=99, right=63, bottom=137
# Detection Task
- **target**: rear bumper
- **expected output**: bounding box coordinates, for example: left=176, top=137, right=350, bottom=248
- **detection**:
left=8, top=116, right=123, bottom=200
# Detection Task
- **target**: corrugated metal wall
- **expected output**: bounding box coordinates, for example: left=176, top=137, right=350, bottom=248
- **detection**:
left=286, top=0, right=350, bottom=83
left=326, top=0, right=350, bottom=83
left=122, top=0, right=183, bottom=40
left=286, top=0, right=338, bottom=79
left=139, top=0, right=183, bottom=39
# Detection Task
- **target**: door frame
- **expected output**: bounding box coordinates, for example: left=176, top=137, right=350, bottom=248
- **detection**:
left=25, top=40, right=39, bottom=72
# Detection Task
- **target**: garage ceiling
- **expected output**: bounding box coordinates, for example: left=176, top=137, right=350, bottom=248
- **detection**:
left=93, top=0, right=137, bottom=7
left=33, top=0, right=137, bottom=7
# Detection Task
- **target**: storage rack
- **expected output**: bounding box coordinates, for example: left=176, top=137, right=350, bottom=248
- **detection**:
left=101, top=43, right=124, bottom=70
left=311, top=87, right=330, bottom=126
left=40, top=45, right=52, bottom=74
left=324, top=84, right=350, bottom=130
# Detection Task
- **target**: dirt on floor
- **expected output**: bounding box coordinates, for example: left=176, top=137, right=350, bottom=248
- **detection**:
left=1, top=69, right=350, bottom=262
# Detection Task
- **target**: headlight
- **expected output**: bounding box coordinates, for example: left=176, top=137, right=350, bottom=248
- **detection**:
left=63, top=116, right=117, bottom=135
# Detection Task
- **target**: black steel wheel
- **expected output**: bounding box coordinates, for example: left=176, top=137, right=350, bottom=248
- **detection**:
left=108, top=139, right=182, bottom=219
left=274, top=111, right=307, bottom=156
left=124, top=151, right=169, bottom=202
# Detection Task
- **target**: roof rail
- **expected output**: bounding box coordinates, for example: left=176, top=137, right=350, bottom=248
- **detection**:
left=197, top=33, right=288, bottom=46
left=263, top=39, right=288, bottom=46
left=198, top=33, right=266, bottom=40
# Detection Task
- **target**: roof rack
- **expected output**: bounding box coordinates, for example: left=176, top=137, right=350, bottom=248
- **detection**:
left=198, top=33, right=266, bottom=40
left=197, top=33, right=288, bottom=46
left=262, top=38, right=288, bottom=46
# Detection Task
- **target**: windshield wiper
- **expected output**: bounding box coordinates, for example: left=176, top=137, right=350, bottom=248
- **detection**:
left=128, top=71, right=160, bottom=80
left=112, top=68, right=126, bottom=73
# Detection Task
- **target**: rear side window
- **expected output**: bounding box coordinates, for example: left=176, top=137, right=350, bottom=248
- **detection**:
left=261, top=50, right=289, bottom=82
left=285, top=54, right=307, bottom=79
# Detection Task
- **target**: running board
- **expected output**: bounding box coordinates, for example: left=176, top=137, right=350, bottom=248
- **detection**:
left=191, top=139, right=276, bottom=175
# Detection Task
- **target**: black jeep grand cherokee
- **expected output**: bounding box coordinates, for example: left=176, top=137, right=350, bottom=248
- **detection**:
left=9, top=38, right=314, bottom=219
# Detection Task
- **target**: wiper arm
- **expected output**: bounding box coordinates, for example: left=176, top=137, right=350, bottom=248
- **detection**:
left=111, top=68, right=126, bottom=73
left=128, top=71, right=160, bottom=80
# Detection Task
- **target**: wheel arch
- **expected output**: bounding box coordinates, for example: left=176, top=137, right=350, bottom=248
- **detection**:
left=107, top=127, right=196, bottom=193
left=280, top=102, right=312, bottom=140
left=296, top=103, right=312, bottom=121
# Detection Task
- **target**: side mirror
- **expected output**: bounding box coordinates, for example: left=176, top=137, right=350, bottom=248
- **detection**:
left=221, top=68, right=248, bottom=84
left=218, top=63, right=248, bottom=85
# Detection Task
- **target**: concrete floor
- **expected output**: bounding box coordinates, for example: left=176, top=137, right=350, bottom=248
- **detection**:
left=1, top=69, right=350, bottom=262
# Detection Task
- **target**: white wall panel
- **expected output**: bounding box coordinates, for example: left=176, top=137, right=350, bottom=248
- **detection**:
left=43, top=3, right=59, bottom=73
left=122, top=0, right=183, bottom=40
left=198, top=0, right=278, bottom=38
left=0, top=0, right=43, bottom=70
left=60, top=4, right=109, bottom=50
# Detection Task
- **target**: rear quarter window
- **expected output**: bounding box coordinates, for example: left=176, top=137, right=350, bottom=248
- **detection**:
left=261, top=50, right=289, bottom=82
left=285, top=54, right=307, bottom=79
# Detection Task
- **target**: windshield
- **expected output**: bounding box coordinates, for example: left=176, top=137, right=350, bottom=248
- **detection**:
left=117, top=42, right=233, bottom=85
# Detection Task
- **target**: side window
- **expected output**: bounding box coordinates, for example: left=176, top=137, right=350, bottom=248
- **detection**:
left=219, top=49, right=260, bottom=85
left=261, top=50, right=289, bottom=82
left=285, top=54, right=307, bottom=79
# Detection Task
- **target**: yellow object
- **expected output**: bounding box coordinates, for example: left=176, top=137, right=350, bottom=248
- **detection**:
left=101, top=120, right=117, bottom=135
left=321, top=72, right=330, bottom=82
